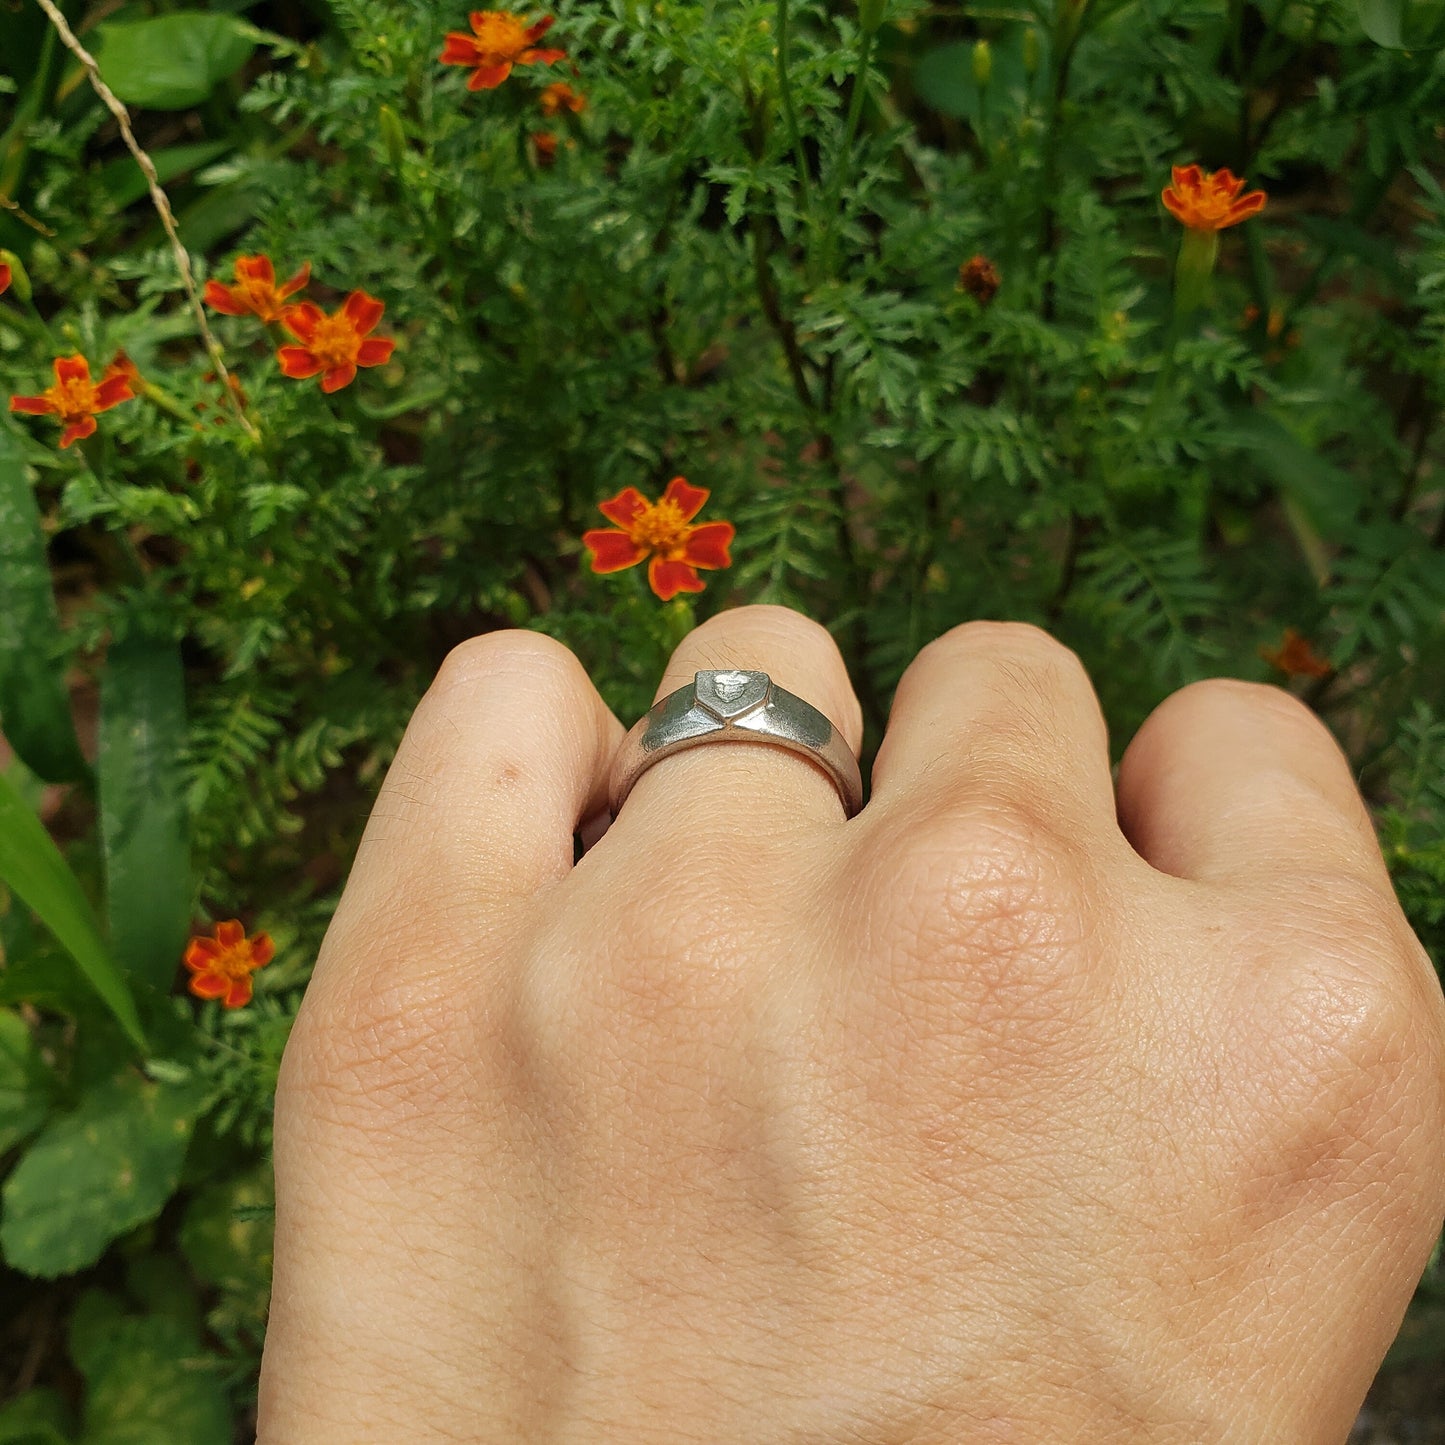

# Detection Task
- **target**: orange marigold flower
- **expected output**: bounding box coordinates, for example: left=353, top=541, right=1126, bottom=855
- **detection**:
left=9, top=354, right=135, bottom=449
left=1161, top=164, right=1267, bottom=232
left=0, top=262, right=10, bottom=296
left=583, top=477, right=735, bottom=601
left=538, top=80, right=585, bottom=115
left=440, top=10, right=565, bottom=90
left=184, top=919, right=275, bottom=1008
left=277, top=290, right=396, bottom=393
left=203, top=254, right=311, bottom=323
left=531, top=131, right=559, bottom=165
left=1260, top=627, right=1332, bottom=679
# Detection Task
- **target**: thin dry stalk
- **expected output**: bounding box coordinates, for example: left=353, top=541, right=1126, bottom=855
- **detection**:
left=31, top=0, right=260, bottom=441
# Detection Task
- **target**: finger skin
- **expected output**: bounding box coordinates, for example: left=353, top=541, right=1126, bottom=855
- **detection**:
left=318, top=628, right=624, bottom=978
left=1116, top=677, right=1391, bottom=891
left=868, top=620, right=1129, bottom=857
left=610, top=604, right=865, bottom=832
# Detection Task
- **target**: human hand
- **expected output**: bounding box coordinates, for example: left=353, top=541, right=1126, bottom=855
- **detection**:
left=258, top=605, right=1445, bottom=1443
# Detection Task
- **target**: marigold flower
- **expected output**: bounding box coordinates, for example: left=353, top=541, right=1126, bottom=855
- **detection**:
left=1161, top=165, right=1267, bottom=232
left=583, top=477, right=734, bottom=601
left=184, top=920, right=275, bottom=1008
left=277, top=290, right=396, bottom=393
left=439, top=10, right=565, bottom=90
left=0, top=262, right=9, bottom=297
left=1260, top=627, right=1331, bottom=678
left=203, top=254, right=311, bottom=323
left=538, top=80, right=585, bottom=115
left=9, top=354, right=135, bottom=449
left=531, top=131, right=559, bottom=165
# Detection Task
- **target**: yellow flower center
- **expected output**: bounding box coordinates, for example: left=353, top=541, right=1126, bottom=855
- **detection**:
left=209, top=940, right=260, bottom=985
left=242, top=278, right=285, bottom=320
left=305, top=313, right=362, bottom=370
left=629, top=499, right=691, bottom=556
left=46, top=374, right=100, bottom=422
left=470, top=11, right=532, bottom=63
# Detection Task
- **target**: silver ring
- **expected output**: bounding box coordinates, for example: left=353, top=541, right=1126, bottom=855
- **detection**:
left=609, top=670, right=863, bottom=819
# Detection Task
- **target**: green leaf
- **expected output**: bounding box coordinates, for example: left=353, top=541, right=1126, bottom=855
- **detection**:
left=1225, top=408, right=1362, bottom=542
left=69, top=1293, right=230, bottom=1445
left=95, top=141, right=231, bottom=210
left=0, top=1387, right=72, bottom=1445
left=1, top=1073, right=196, bottom=1278
left=0, top=425, right=89, bottom=784
left=0, top=1008, right=52, bottom=1154
left=0, top=772, right=146, bottom=1052
left=1358, top=0, right=1445, bottom=47
left=99, top=635, right=191, bottom=995
left=92, top=12, right=258, bottom=110
left=180, top=1165, right=273, bottom=1298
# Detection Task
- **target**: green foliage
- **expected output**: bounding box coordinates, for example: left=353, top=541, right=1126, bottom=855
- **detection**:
left=1, top=1071, right=196, bottom=1277
left=1, top=0, right=1444, bottom=1428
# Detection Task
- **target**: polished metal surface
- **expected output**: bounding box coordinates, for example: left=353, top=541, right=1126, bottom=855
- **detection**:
left=608, top=669, right=863, bottom=819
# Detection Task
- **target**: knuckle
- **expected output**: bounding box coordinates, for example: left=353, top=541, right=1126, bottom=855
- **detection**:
left=856, top=795, right=1100, bottom=1033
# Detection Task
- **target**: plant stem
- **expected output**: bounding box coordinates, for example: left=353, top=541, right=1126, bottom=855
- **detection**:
left=817, top=23, right=877, bottom=278
left=775, top=0, right=815, bottom=247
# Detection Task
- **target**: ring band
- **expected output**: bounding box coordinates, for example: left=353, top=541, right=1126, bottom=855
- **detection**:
left=608, top=670, right=863, bottom=819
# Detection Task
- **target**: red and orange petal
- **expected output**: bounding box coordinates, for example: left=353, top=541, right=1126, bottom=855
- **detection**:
left=9, top=354, right=135, bottom=449
left=0, top=263, right=10, bottom=296
left=183, top=919, right=275, bottom=1009
left=581, top=529, right=647, bottom=572
left=1260, top=627, right=1331, bottom=678
left=583, top=479, right=735, bottom=600
left=1161, top=164, right=1267, bottom=232
left=439, top=11, right=565, bottom=90
left=276, top=290, right=395, bottom=393
left=539, top=80, right=585, bottom=115
left=204, top=255, right=311, bottom=322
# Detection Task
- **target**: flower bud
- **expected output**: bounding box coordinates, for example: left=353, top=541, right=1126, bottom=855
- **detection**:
left=1022, top=26, right=1040, bottom=75
left=972, top=39, right=992, bottom=89
left=0, top=249, right=32, bottom=303
left=377, top=104, right=406, bottom=173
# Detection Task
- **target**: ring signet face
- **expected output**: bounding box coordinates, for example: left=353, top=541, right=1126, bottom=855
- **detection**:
left=694, top=670, right=770, bottom=722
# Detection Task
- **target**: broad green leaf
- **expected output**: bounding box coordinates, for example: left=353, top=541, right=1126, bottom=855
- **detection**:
left=0, top=1386, right=72, bottom=1445
left=0, top=425, right=89, bottom=784
left=180, top=1165, right=273, bottom=1299
left=1, top=1072, right=196, bottom=1277
left=0, top=1008, right=52, bottom=1154
left=0, top=772, right=146, bottom=1052
left=99, top=635, right=191, bottom=995
left=93, top=12, right=258, bottom=110
left=69, top=1292, right=230, bottom=1445
left=1358, top=0, right=1445, bottom=47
